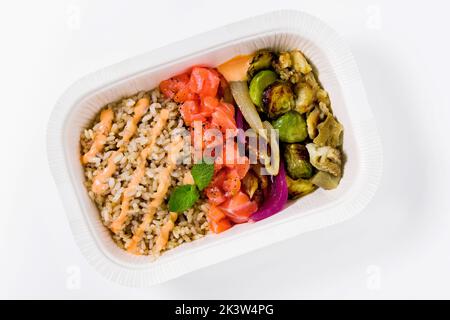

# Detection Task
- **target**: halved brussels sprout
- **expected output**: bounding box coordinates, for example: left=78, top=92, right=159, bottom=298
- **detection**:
left=286, top=175, right=317, bottom=199
left=262, top=81, right=295, bottom=119
left=249, top=70, right=278, bottom=112
left=313, top=114, right=344, bottom=148
left=306, top=107, right=321, bottom=139
left=294, top=82, right=315, bottom=114
left=247, top=50, right=275, bottom=79
left=306, top=143, right=342, bottom=177
left=284, top=144, right=314, bottom=179
left=290, top=50, right=312, bottom=75
left=272, top=111, right=307, bottom=143
left=311, top=171, right=341, bottom=190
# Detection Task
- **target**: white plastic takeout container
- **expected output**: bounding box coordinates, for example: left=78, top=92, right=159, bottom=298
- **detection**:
left=47, top=10, right=382, bottom=287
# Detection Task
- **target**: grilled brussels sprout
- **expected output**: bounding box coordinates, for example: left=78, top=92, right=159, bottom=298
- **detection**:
left=313, top=114, right=344, bottom=148
left=273, top=52, right=294, bottom=82
left=286, top=176, right=317, bottom=199
left=295, top=82, right=315, bottom=114
left=284, top=144, right=314, bottom=179
left=272, top=111, right=307, bottom=143
left=249, top=70, right=278, bottom=112
left=262, top=81, right=295, bottom=119
left=247, top=50, right=275, bottom=78
left=290, top=50, right=312, bottom=75
left=306, top=143, right=342, bottom=177
left=311, top=171, right=340, bottom=190
left=273, top=51, right=313, bottom=84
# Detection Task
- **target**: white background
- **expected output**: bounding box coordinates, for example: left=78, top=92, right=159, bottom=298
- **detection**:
left=1, top=0, right=449, bottom=299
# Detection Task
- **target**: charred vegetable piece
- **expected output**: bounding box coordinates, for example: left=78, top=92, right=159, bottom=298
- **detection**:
left=318, top=101, right=331, bottom=116
left=219, top=75, right=234, bottom=104
left=262, top=81, right=295, bottom=119
left=303, top=72, right=320, bottom=90
left=251, top=164, right=269, bottom=190
left=277, top=52, right=292, bottom=69
left=313, top=114, right=344, bottom=148
left=242, top=170, right=259, bottom=199
left=306, top=106, right=321, bottom=139
left=252, top=189, right=264, bottom=207
left=316, top=89, right=330, bottom=106
left=273, top=51, right=312, bottom=83
left=249, top=70, right=278, bottom=112
left=273, top=52, right=297, bottom=83
left=247, top=50, right=275, bottom=78
left=286, top=176, right=317, bottom=199
left=295, top=82, right=315, bottom=114
left=272, top=110, right=307, bottom=143
left=306, top=143, right=342, bottom=177
left=290, top=50, right=312, bottom=74
left=311, top=171, right=341, bottom=190
left=284, top=144, right=314, bottom=179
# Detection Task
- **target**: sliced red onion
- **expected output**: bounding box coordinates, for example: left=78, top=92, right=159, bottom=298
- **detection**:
left=236, top=107, right=249, bottom=130
left=249, top=160, right=288, bottom=222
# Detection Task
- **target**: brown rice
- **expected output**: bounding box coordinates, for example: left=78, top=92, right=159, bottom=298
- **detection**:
left=80, top=88, right=209, bottom=256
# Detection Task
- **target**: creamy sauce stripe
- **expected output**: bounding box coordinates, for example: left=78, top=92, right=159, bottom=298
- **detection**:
left=151, top=172, right=194, bottom=255
left=109, top=109, right=170, bottom=234
left=126, top=136, right=185, bottom=255
left=91, top=98, right=150, bottom=194
left=81, top=108, right=114, bottom=164
left=153, top=212, right=178, bottom=255
left=152, top=171, right=195, bottom=256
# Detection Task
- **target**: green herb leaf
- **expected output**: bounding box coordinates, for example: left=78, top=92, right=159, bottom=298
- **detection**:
left=191, top=161, right=215, bottom=191
left=168, top=184, right=199, bottom=213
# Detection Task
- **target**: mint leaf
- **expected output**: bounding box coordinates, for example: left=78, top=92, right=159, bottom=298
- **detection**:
left=168, top=184, right=199, bottom=213
left=191, top=161, right=215, bottom=191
